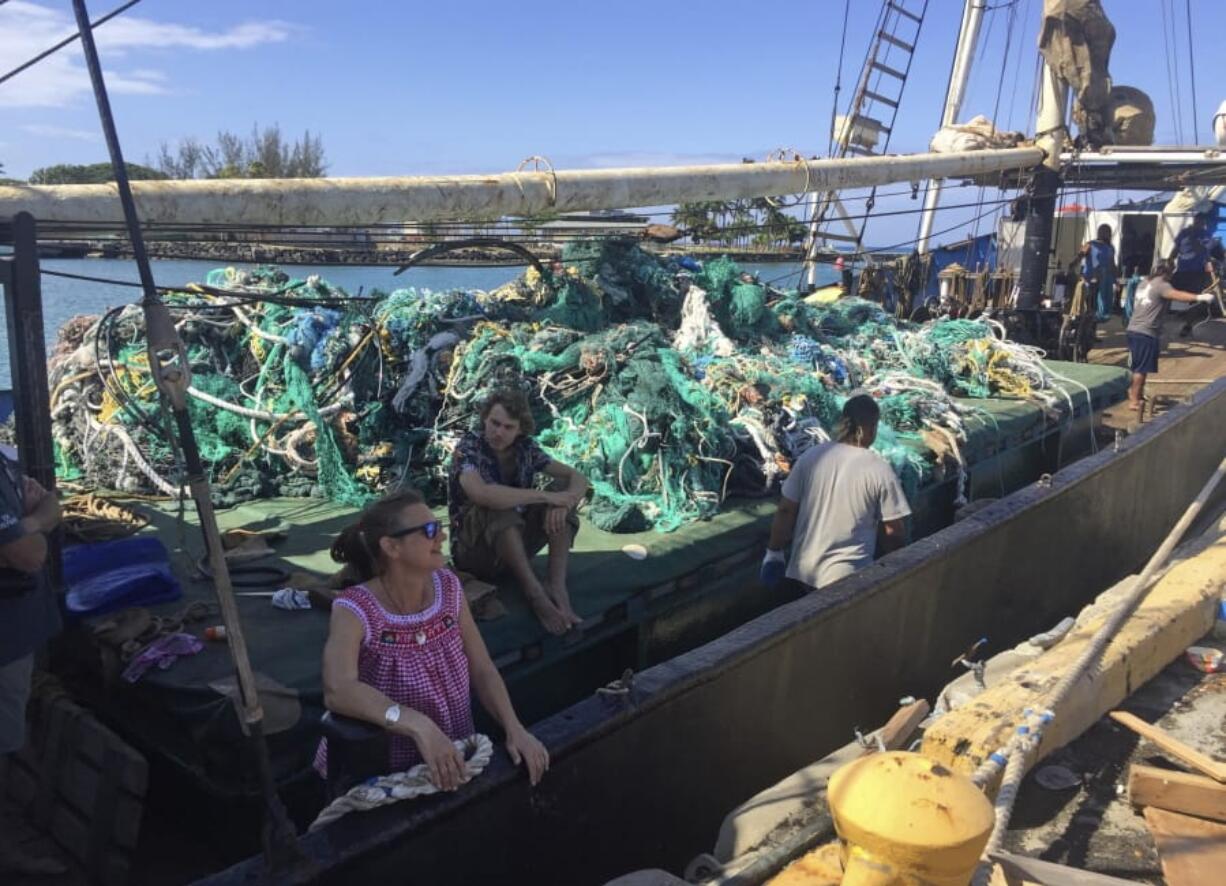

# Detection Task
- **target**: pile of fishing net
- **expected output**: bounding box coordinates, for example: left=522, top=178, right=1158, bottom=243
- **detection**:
left=47, top=241, right=1080, bottom=532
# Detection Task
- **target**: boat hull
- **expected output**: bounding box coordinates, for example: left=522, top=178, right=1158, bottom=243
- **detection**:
left=201, top=377, right=1226, bottom=886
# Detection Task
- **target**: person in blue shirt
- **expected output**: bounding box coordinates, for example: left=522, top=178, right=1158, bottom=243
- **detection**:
left=1171, top=212, right=1215, bottom=337
left=1080, top=224, right=1118, bottom=322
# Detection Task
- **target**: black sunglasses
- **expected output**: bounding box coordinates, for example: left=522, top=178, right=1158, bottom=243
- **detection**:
left=387, top=521, right=441, bottom=540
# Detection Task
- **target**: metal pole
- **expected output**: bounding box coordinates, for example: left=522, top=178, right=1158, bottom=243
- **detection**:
left=68, top=0, right=303, bottom=871
left=916, top=0, right=986, bottom=253
left=0, top=147, right=1044, bottom=227
left=1, top=213, right=61, bottom=589
left=1016, top=63, right=1069, bottom=310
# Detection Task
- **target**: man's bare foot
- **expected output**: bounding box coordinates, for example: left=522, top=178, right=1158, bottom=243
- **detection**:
left=527, top=592, right=570, bottom=635
left=544, top=580, right=583, bottom=627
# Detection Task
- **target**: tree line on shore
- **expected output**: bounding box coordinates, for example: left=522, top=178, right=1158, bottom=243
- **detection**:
left=671, top=199, right=807, bottom=251
left=4, top=124, right=326, bottom=184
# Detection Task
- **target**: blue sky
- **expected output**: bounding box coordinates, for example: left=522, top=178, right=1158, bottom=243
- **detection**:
left=2, top=0, right=1224, bottom=244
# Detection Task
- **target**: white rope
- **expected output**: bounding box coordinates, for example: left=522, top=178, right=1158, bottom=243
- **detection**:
left=617, top=404, right=658, bottom=495
left=186, top=385, right=345, bottom=422
left=730, top=412, right=782, bottom=489
left=309, top=733, right=494, bottom=831
left=673, top=285, right=736, bottom=357
left=86, top=415, right=184, bottom=497
left=230, top=303, right=291, bottom=345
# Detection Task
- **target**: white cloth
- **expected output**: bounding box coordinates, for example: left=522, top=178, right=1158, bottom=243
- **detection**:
left=930, top=115, right=1024, bottom=154
left=673, top=285, right=736, bottom=357
left=781, top=442, right=910, bottom=589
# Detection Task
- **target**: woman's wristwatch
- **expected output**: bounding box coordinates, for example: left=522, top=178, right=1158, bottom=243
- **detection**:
left=384, top=703, right=402, bottom=728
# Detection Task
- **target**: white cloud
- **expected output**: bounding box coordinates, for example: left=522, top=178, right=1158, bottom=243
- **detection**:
left=97, top=19, right=295, bottom=52
left=20, top=123, right=98, bottom=141
left=0, top=1, right=295, bottom=108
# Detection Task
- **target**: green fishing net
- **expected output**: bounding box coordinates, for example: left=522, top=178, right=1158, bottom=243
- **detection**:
left=46, top=240, right=1068, bottom=530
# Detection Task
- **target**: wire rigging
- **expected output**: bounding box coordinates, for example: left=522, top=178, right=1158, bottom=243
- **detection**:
left=827, top=0, right=852, bottom=157
left=1160, top=0, right=1184, bottom=144
left=0, top=0, right=142, bottom=89
left=1184, top=0, right=1199, bottom=145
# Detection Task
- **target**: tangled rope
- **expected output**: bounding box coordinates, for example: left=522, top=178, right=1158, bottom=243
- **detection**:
left=309, top=733, right=494, bottom=831
left=60, top=492, right=149, bottom=543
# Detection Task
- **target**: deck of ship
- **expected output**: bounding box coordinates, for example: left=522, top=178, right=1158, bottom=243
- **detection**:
left=1092, top=310, right=1226, bottom=429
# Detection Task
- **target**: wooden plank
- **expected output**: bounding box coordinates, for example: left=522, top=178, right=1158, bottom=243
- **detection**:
left=49, top=803, right=131, bottom=886
left=1128, top=764, right=1226, bottom=822
left=72, top=714, right=148, bottom=795
left=921, top=542, right=1222, bottom=778
left=56, top=757, right=144, bottom=847
left=1110, top=711, right=1226, bottom=782
left=1143, top=806, right=1226, bottom=886
left=8, top=756, right=38, bottom=808
left=862, top=699, right=930, bottom=756
left=989, top=850, right=1138, bottom=885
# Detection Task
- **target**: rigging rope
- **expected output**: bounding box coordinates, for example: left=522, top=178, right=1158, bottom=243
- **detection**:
left=827, top=0, right=852, bottom=157
left=1161, top=0, right=1185, bottom=144
left=1184, top=0, right=1199, bottom=145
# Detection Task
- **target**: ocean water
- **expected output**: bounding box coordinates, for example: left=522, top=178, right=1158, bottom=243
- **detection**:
left=1, top=256, right=814, bottom=387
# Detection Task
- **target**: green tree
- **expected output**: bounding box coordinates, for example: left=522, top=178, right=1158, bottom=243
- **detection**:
left=0, top=160, right=22, bottom=186
left=671, top=202, right=703, bottom=238
left=154, top=124, right=327, bottom=179
left=28, top=162, right=167, bottom=184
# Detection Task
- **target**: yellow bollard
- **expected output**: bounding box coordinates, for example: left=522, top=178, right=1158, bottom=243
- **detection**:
left=826, top=751, right=994, bottom=886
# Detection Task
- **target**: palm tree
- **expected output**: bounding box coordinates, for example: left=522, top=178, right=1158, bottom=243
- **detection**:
left=672, top=202, right=711, bottom=243
left=731, top=201, right=755, bottom=249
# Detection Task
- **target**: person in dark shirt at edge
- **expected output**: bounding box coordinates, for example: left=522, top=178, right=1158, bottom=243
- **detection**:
left=0, top=450, right=65, bottom=876
left=448, top=388, right=589, bottom=635
left=1169, top=212, right=1217, bottom=337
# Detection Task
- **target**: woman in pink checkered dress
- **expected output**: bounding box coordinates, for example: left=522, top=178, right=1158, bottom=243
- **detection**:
left=319, top=489, right=549, bottom=790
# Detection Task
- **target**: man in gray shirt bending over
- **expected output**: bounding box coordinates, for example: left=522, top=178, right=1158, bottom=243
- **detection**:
left=1125, top=262, right=1214, bottom=412
left=760, top=395, right=910, bottom=592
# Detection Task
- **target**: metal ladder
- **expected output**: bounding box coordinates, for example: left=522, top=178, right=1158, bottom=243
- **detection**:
left=802, top=0, right=930, bottom=279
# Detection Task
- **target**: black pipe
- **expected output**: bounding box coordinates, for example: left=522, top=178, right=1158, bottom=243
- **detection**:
left=393, top=237, right=547, bottom=276
left=1, top=214, right=61, bottom=589
left=1016, top=166, right=1062, bottom=310
left=69, top=0, right=305, bottom=873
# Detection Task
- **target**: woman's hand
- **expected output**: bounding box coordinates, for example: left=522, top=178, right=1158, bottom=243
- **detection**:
left=505, top=725, right=549, bottom=786
left=402, top=713, right=466, bottom=791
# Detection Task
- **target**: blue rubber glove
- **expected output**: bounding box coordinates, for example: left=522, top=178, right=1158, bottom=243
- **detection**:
left=760, top=549, right=786, bottom=589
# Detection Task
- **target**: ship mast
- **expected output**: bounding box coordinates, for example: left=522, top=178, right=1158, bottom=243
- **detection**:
left=915, top=0, right=986, bottom=253
left=1016, top=63, right=1070, bottom=309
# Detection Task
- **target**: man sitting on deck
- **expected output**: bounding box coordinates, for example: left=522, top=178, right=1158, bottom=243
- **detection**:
left=759, top=395, right=910, bottom=593
left=448, top=388, right=588, bottom=635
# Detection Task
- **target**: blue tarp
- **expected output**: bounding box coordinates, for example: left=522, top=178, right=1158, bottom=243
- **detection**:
left=922, top=233, right=997, bottom=302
